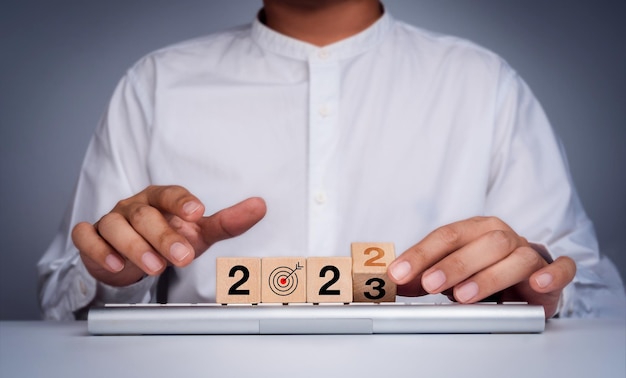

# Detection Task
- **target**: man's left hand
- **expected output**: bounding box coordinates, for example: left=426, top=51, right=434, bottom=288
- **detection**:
left=387, top=217, right=576, bottom=318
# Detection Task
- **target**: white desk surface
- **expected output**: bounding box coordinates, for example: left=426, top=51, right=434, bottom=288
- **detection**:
left=1, top=319, right=624, bottom=378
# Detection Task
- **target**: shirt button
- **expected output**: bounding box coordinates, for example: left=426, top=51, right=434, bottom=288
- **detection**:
left=318, top=104, right=331, bottom=117
left=317, top=49, right=330, bottom=60
left=314, top=192, right=327, bottom=204
left=79, top=280, right=87, bottom=296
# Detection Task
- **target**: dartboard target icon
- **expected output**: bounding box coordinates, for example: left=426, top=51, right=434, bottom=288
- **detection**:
left=269, top=262, right=303, bottom=296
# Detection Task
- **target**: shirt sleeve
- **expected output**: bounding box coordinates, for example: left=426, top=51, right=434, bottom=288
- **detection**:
left=485, top=65, right=626, bottom=318
left=37, top=58, right=159, bottom=320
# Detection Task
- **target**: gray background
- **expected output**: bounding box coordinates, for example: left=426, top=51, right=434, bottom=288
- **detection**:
left=1, top=0, right=624, bottom=320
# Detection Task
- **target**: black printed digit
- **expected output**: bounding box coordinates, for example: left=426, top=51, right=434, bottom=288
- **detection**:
left=228, top=265, right=250, bottom=295
left=318, top=265, right=341, bottom=296
left=364, top=277, right=386, bottom=300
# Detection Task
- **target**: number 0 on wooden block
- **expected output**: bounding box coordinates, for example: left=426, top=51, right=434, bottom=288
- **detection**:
left=351, top=242, right=397, bottom=302
left=216, top=257, right=261, bottom=304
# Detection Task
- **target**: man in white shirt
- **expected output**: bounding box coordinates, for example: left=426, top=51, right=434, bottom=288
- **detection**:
left=38, top=0, right=625, bottom=320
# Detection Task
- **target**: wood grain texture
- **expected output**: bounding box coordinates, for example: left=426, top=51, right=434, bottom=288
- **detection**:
left=351, top=242, right=397, bottom=302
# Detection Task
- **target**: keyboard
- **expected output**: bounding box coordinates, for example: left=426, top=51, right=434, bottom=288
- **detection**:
left=87, top=302, right=545, bottom=335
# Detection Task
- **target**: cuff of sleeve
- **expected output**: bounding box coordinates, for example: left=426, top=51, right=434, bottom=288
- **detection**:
left=95, top=275, right=157, bottom=304
left=40, top=254, right=98, bottom=320
left=71, top=257, right=156, bottom=319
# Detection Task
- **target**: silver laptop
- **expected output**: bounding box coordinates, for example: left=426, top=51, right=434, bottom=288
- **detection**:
left=87, top=302, right=545, bottom=335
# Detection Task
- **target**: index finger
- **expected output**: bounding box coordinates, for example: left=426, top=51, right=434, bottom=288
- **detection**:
left=141, top=185, right=205, bottom=222
left=196, top=197, right=267, bottom=247
left=387, top=217, right=516, bottom=285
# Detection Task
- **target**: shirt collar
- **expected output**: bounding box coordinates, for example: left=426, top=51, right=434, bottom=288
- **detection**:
left=250, top=10, right=394, bottom=62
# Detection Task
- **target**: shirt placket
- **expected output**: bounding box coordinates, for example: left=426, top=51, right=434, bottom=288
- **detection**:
left=307, top=48, right=340, bottom=255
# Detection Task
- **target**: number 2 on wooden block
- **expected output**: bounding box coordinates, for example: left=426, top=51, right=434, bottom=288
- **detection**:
left=306, top=257, right=353, bottom=303
left=364, top=247, right=386, bottom=267
left=318, top=265, right=340, bottom=296
left=228, top=265, right=250, bottom=295
left=216, top=257, right=261, bottom=304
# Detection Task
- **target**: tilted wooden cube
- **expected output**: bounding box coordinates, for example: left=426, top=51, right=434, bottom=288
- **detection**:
left=351, top=242, right=396, bottom=302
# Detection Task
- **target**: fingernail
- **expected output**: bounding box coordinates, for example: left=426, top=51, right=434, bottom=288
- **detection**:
left=422, top=270, right=446, bottom=292
left=141, top=252, right=164, bottom=272
left=535, top=273, right=553, bottom=288
left=170, top=242, right=190, bottom=262
left=388, top=261, right=412, bottom=281
left=105, top=254, right=124, bottom=272
left=183, top=201, right=201, bottom=215
left=456, top=282, right=479, bottom=302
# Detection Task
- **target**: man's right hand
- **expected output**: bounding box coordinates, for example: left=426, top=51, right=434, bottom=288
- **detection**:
left=72, top=185, right=267, bottom=287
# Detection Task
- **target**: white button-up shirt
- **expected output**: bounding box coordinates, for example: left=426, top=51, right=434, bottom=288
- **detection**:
left=38, top=12, right=625, bottom=320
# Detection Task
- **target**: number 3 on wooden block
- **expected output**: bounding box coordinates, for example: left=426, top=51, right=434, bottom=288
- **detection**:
left=306, top=257, right=353, bottom=303
left=216, top=257, right=261, bottom=304
left=351, top=243, right=397, bottom=302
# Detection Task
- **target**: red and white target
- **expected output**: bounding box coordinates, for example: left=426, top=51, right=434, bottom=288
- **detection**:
left=268, top=263, right=302, bottom=296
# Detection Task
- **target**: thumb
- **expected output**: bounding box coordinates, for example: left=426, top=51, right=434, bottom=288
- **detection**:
left=197, top=197, right=267, bottom=247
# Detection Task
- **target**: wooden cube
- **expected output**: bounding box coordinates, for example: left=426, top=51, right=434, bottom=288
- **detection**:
left=215, top=257, right=261, bottom=304
left=306, top=257, right=353, bottom=303
left=261, top=257, right=307, bottom=303
left=351, top=242, right=397, bottom=302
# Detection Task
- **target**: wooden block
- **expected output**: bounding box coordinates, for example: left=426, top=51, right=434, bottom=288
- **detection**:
left=216, top=257, right=261, bottom=304
left=351, top=242, right=396, bottom=302
left=306, top=257, right=353, bottom=303
left=261, top=257, right=307, bottom=303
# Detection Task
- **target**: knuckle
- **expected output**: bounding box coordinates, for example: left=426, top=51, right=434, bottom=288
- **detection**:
left=169, top=184, right=185, bottom=192
left=485, top=271, right=505, bottom=288
left=71, top=222, right=95, bottom=249
left=74, top=236, right=110, bottom=261
left=71, top=222, right=91, bottom=238
left=171, top=187, right=193, bottom=207
left=156, top=231, right=178, bottom=251
left=123, top=186, right=158, bottom=206
left=480, top=216, right=505, bottom=230
left=513, top=247, right=543, bottom=268
left=114, top=196, right=136, bottom=211
left=97, top=212, right=125, bottom=230
left=487, top=229, right=514, bottom=250
left=468, top=215, right=487, bottom=224
left=154, top=185, right=191, bottom=209
left=144, top=185, right=161, bottom=200
left=403, top=245, right=430, bottom=268
left=566, top=258, right=577, bottom=275
left=447, top=255, right=469, bottom=277
left=160, top=185, right=184, bottom=198
left=435, top=225, right=461, bottom=246
left=153, top=185, right=169, bottom=197
left=127, top=204, right=159, bottom=226
left=555, top=256, right=577, bottom=278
